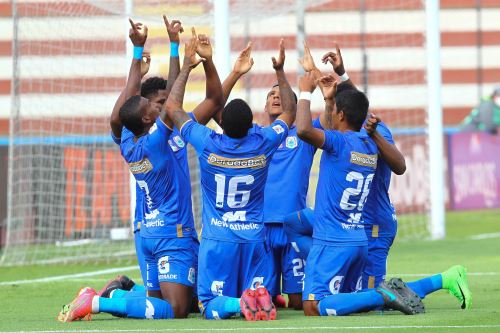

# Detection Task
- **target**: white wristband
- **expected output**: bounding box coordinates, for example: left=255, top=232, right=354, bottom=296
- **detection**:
left=299, top=92, right=312, bottom=101
left=339, top=72, right=350, bottom=82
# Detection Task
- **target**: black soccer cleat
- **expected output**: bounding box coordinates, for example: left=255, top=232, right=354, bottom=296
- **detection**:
left=117, top=275, right=136, bottom=291
left=376, top=281, right=415, bottom=315
left=387, top=278, right=425, bottom=314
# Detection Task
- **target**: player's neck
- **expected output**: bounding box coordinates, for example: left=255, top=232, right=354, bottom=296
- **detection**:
left=267, top=114, right=278, bottom=125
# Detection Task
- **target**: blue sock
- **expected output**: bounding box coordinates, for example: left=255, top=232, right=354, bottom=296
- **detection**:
left=125, top=297, right=174, bottom=319
left=406, top=274, right=442, bottom=299
left=283, top=210, right=314, bottom=261
left=98, top=297, right=127, bottom=314
left=111, top=289, right=146, bottom=299
left=204, top=296, right=241, bottom=320
left=318, top=290, right=385, bottom=316
left=131, top=284, right=146, bottom=292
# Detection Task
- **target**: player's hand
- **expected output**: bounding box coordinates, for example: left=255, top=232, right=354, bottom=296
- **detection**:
left=364, top=113, right=381, bottom=136
left=318, top=74, right=338, bottom=100
left=233, top=42, right=254, bottom=75
left=140, top=51, right=151, bottom=77
left=272, top=38, right=285, bottom=70
left=163, top=16, right=183, bottom=43
left=298, top=41, right=317, bottom=72
left=128, top=18, right=148, bottom=47
left=196, top=33, right=213, bottom=60
left=321, top=42, right=345, bottom=76
left=184, top=27, right=205, bottom=69
left=299, top=72, right=317, bottom=93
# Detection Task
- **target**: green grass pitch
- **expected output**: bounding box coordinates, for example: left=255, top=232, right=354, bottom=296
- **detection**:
left=1, top=209, right=499, bottom=333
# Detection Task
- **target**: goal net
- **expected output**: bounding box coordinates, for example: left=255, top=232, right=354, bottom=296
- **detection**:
left=2, top=0, right=431, bottom=265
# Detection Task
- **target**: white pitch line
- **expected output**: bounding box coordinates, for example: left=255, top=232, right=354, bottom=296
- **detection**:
left=389, top=272, right=500, bottom=277
left=2, top=324, right=500, bottom=333
left=469, top=232, right=500, bottom=240
left=0, top=266, right=139, bottom=286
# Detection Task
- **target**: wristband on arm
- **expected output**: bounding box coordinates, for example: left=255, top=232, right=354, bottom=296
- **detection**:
left=170, top=42, right=179, bottom=57
left=299, top=92, right=312, bottom=101
left=133, top=46, right=144, bottom=60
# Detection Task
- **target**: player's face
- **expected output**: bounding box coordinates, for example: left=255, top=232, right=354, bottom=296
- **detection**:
left=141, top=97, right=161, bottom=126
left=148, top=89, right=168, bottom=109
left=265, top=86, right=283, bottom=117
left=332, top=104, right=341, bottom=130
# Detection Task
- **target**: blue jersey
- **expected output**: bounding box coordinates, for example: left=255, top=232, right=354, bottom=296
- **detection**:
left=314, top=130, right=378, bottom=245
left=181, top=119, right=289, bottom=243
left=263, top=118, right=322, bottom=223
left=360, top=122, right=397, bottom=237
left=119, top=118, right=195, bottom=239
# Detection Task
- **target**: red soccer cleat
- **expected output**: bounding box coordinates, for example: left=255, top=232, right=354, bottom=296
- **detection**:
left=240, top=288, right=259, bottom=321
left=274, top=294, right=287, bottom=308
left=57, top=287, right=96, bottom=322
left=255, top=286, right=277, bottom=320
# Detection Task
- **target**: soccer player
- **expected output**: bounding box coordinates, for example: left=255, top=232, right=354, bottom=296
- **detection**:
left=57, top=22, right=224, bottom=322
left=296, top=69, right=423, bottom=316
left=164, top=39, right=296, bottom=321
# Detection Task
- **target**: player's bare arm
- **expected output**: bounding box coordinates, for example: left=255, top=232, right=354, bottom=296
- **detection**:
left=318, top=74, right=338, bottom=130
left=163, top=15, right=183, bottom=94
left=273, top=39, right=296, bottom=128
left=296, top=72, right=326, bottom=148
left=190, top=30, right=225, bottom=125
left=364, top=114, right=407, bottom=175
left=221, top=42, right=254, bottom=104
left=109, top=18, right=148, bottom=139
left=321, top=42, right=355, bottom=88
left=164, top=28, right=204, bottom=129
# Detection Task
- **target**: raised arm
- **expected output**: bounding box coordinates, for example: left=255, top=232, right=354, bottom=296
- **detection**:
left=321, top=42, right=356, bottom=89
left=222, top=42, right=254, bottom=103
left=189, top=31, right=225, bottom=125
left=163, top=16, right=183, bottom=95
left=296, top=73, right=326, bottom=148
left=110, top=18, right=148, bottom=139
left=164, top=28, right=204, bottom=129
left=364, top=114, right=406, bottom=175
left=272, top=39, right=296, bottom=128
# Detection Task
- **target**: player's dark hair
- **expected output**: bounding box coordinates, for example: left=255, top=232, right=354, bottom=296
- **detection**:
left=222, top=98, right=253, bottom=138
left=336, top=81, right=357, bottom=95
left=119, top=95, right=144, bottom=136
left=141, top=76, right=167, bottom=98
left=335, top=89, right=369, bottom=131
left=271, top=83, right=298, bottom=103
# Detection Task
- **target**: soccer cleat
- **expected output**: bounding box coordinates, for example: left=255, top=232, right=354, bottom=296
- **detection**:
left=376, top=281, right=417, bottom=315
left=387, top=278, right=425, bottom=314
left=97, top=275, right=135, bottom=298
left=255, top=287, right=277, bottom=320
left=274, top=294, right=287, bottom=308
left=57, top=287, right=96, bottom=322
left=442, top=265, right=472, bottom=309
left=240, top=289, right=259, bottom=321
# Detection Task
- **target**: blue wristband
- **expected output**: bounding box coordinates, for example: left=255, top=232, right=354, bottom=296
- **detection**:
left=133, top=46, right=144, bottom=60
left=170, top=42, right=179, bottom=57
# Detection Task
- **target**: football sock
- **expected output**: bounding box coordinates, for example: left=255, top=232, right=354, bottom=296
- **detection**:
left=131, top=284, right=146, bottom=292
left=318, top=290, right=385, bottom=316
left=93, top=296, right=174, bottom=319
left=110, top=289, right=146, bottom=299
left=406, top=274, right=442, bottom=299
left=204, top=296, right=241, bottom=320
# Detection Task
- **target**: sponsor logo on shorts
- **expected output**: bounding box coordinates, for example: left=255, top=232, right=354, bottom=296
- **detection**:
left=308, top=293, right=315, bottom=301
left=188, top=267, right=196, bottom=284
left=129, top=158, right=153, bottom=174
left=286, top=136, right=298, bottom=149
left=356, top=276, right=363, bottom=291
left=211, top=281, right=225, bottom=296
left=158, top=256, right=170, bottom=274
left=350, top=151, right=377, bottom=168
left=273, top=124, right=285, bottom=134
left=207, top=154, right=266, bottom=169
left=329, top=276, right=344, bottom=294
left=325, top=308, right=337, bottom=316
left=251, top=277, right=264, bottom=289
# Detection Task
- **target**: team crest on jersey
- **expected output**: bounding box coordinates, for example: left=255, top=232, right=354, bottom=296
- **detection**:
left=168, top=140, right=180, bottom=152
left=129, top=158, right=153, bottom=174
left=272, top=124, right=285, bottom=134
left=350, top=152, right=377, bottom=169
left=285, top=136, right=298, bottom=149
left=211, top=281, right=225, bottom=296
left=158, top=256, right=170, bottom=274
left=207, top=154, right=266, bottom=169
left=329, top=276, right=343, bottom=294
left=173, top=135, right=185, bottom=148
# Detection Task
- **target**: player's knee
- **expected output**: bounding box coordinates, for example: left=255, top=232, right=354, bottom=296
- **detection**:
left=303, top=300, right=320, bottom=316
left=170, top=300, right=190, bottom=318
left=287, top=293, right=303, bottom=310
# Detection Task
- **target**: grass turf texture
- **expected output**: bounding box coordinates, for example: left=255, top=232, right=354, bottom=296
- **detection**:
left=0, top=209, right=499, bottom=333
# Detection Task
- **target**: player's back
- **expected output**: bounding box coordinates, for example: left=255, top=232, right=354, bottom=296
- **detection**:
left=120, top=119, right=195, bottom=239
left=314, top=130, right=378, bottom=245
left=181, top=119, right=289, bottom=243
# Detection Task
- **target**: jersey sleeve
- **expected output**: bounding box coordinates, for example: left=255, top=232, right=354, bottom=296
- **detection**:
left=110, top=131, right=121, bottom=145
left=312, top=117, right=324, bottom=130
left=145, top=118, right=173, bottom=151
left=260, top=119, right=289, bottom=153
left=180, top=119, right=213, bottom=155
left=114, top=127, right=134, bottom=145
left=377, top=122, right=395, bottom=145
left=322, top=130, right=344, bottom=155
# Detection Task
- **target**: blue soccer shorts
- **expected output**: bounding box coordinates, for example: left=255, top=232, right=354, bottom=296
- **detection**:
left=141, top=236, right=198, bottom=291
left=197, top=238, right=272, bottom=311
left=303, top=241, right=367, bottom=302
